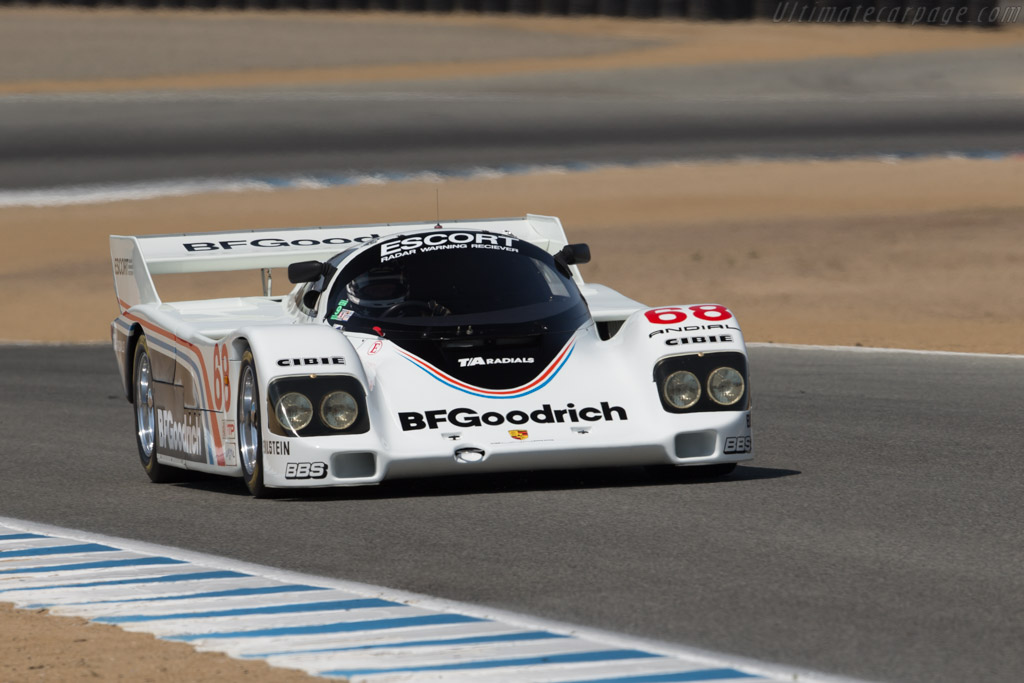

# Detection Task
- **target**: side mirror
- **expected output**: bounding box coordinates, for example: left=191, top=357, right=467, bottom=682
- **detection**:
left=288, top=260, right=334, bottom=283
left=555, top=243, right=591, bottom=274
left=562, top=243, right=591, bottom=265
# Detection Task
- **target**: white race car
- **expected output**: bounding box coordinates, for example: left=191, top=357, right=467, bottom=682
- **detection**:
left=110, top=215, right=752, bottom=497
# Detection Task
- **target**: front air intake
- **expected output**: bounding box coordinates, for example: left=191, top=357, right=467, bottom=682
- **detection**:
left=674, top=432, right=717, bottom=460
left=331, top=451, right=376, bottom=479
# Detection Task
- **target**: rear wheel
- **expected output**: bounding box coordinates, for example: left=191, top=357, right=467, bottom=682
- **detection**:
left=238, top=347, right=270, bottom=498
left=133, top=335, right=182, bottom=483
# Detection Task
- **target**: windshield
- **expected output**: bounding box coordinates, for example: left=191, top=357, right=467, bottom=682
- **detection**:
left=323, top=230, right=589, bottom=337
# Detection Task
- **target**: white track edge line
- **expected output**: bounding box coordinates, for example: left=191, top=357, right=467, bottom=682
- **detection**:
left=0, top=515, right=876, bottom=683
left=747, top=342, right=1024, bottom=359
left=1, top=151, right=1021, bottom=208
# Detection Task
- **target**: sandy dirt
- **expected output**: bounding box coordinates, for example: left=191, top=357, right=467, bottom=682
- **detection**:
left=0, top=602, right=319, bottom=682
left=2, top=8, right=1023, bottom=93
left=2, top=8, right=1024, bottom=683
left=2, top=156, right=1023, bottom=353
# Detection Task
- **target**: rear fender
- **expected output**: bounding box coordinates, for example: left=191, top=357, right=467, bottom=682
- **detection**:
left=111, top=320, right=134, bottom=401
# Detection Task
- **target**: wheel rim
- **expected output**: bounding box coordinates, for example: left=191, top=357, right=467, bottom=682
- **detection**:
left=239, top=365, right=260, bottom=476
left=136, top=352, right=155, bottom=459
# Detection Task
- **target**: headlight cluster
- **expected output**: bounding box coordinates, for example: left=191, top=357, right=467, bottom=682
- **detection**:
left=663, top=371, right=701, bottom=409
left=319, top=391, right=359, bottom=430
left=707, top=367, right=745, bottom=406
left=275, top=391, right=358, bottom=432
left=663, top=368, right=744, bottom=408
left=276, top=393, right=314, bottom=431
left=655, top=353, right=748, bottom=413
left=267, top=375, right=369, bottom=437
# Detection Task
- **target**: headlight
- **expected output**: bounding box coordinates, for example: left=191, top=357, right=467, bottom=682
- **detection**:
left=663, top=370, right=701, bottom=410
left=707, top=367, right=745, bottom=406
left=320, top=391, right=358, bottom=431
left=275, top=392, right=313, bottom=431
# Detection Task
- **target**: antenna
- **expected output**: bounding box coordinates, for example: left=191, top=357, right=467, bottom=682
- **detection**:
left=434, top=187, right=442, bottom=229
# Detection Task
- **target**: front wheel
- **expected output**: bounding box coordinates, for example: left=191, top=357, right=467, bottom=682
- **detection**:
left=133, top=335, right=182, bottom=483
left=238, top=347, right=270, bottom=498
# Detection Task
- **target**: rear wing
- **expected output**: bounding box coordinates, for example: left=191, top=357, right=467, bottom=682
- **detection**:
left=110, top=215, right=573, bottom=312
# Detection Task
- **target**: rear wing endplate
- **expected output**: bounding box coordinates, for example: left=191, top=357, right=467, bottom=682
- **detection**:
left=111, top=215, right=572, bottom=312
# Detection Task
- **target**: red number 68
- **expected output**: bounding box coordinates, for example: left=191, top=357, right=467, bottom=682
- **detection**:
left=644, top=307, right=688, bottom=324
left=644, top=305, right=732, bottom=325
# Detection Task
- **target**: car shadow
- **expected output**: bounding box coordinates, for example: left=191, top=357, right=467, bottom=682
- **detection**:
left=173, top=464, right=799, bottom=500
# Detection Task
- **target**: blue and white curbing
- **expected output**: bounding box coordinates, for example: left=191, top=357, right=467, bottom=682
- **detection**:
left=0, top=518, right=869, bottom=683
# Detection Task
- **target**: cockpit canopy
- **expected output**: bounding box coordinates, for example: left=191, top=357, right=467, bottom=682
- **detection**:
left=323, top=230, right=590, bottom=337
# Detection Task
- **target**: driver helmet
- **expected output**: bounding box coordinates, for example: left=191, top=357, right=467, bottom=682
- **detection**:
left=346, top=266, right=409, bottom=309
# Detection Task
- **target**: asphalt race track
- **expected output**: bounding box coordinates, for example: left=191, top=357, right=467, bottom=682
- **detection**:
left=3, top=46, right=1024, bottom=189
left=4, top=92, right=1024, bottom=191
left=2, top=344, right=1022, bottom=683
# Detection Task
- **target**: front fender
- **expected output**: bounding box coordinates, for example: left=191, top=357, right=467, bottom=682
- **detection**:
left=611, top=304, right=747, bottom=367
left=229, top=324, right=367, bottom=390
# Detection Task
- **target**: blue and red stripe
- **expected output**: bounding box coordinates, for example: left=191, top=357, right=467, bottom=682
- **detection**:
left=399, top=337, right=575, bottom=399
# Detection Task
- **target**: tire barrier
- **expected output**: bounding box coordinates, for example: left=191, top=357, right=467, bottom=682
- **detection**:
left=566, top=0, right=596, bottom=14
left=507, top=0, right=539, bottom=12
left=3, top=0, right=1015, bottom=24
left=596, top=0, right=627, bottom=16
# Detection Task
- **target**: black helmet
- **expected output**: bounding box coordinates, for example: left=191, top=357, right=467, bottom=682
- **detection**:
left=345, top=266, right=408, bottom=309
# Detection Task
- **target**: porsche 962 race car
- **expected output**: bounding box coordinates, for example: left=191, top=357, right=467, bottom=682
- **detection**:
left=110, top=216, right=752, bottom=497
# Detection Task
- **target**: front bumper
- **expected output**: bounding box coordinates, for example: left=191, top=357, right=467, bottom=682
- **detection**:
left=259, top=410, right=752, bottom=488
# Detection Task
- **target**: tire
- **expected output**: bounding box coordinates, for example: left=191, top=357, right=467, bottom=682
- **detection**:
left=133, top=335, right=182, bottom=483
left=238, top=347, right=271, bottom=498
left=647, top=462, right=737, bottom=480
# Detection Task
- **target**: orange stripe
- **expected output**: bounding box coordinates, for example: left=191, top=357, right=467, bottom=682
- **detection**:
left=122, top=311, right=226, bottom=467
